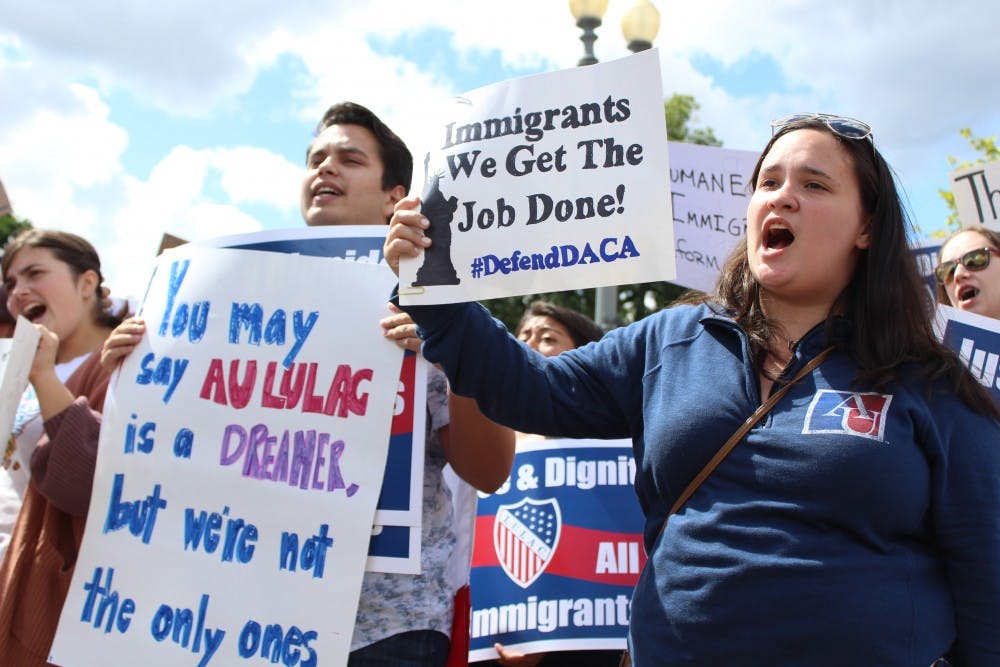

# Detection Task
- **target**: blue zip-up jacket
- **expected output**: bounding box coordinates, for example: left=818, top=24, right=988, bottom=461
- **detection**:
left=399, top=298, right=1000, bottom=666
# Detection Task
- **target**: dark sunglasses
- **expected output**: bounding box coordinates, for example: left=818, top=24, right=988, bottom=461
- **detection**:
left=770, top=113, right=873, bottom=142
left=934, top=247, right=998, bottom=284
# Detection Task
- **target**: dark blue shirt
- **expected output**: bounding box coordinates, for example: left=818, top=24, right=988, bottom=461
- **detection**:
left=402, top=298, right=1000, bottom=666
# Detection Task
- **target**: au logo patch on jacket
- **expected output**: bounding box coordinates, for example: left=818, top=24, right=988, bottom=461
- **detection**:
left=803, top=390, right=893, bottom=441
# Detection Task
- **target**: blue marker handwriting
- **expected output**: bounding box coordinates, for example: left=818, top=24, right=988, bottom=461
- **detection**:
left=150, top=593, right=225, bottom=667
left=136, top=353, right=188, bottom=403
left=183, top=505, right=258, bottom=564
left=229, top=304, right=318, bottom=368
left=103, top=473, right=167, bottom=544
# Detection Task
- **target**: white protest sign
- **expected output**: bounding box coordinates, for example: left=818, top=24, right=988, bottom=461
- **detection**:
left=0, top=317, right=41, bottom=454
left=51, top=245, right=402, bottom=667
left=668, top=141, right=759, bottom=293
left=911, top=239, right=943, bottom=307
left=950, top=161, right=1000, bottom=230
left=399, top=49, right=671, bottom=304
left=198, top=226, right=429, bottom=574
left=934, top=303, right=1000, bottom=404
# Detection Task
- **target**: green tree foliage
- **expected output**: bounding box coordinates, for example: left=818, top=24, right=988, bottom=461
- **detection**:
left=483, top=289, right=595, bottom=333
left=664, top=94, right=722, bottom=146
left=482, top=94, right=719, bottom=331
left=936, top=128, right=999, bottom=234
left=0, top=214, right=32, bottom=251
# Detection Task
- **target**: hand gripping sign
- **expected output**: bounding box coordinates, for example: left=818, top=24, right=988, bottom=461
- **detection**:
left=399, top=49, right=674, bottom=305
left=51, top=245, right=402, bottom=667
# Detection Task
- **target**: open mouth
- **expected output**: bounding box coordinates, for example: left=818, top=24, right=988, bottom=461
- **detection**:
left=22, top=303, right=46, bottom=322
left=312, top=184, right=343, bottom=198
left=958, top=285, right=979, bottom=302
left=764, top=225, right=795, bottom=250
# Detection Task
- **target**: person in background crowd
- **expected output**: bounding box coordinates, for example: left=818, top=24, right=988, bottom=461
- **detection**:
left=102, top=101, right=515, bottom=667
left=482, top=300, right=619, bottom=667
left=384, top=114, right=1000, bottom=665
left=516, top=301, right=605, bottom=357
left=0, top=230, right=126, bottom=666
left=935, top=224, right=1000, bottom=320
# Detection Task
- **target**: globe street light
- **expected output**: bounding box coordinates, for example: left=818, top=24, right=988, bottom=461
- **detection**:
left=570, top=0, right=659, bottom=329
left=622, top=0, right=661, bottom=53
left=569, top=0, right=609, bottom=66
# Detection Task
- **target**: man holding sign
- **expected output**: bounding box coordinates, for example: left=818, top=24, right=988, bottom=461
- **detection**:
left=104, top=102, right=513, bottom=666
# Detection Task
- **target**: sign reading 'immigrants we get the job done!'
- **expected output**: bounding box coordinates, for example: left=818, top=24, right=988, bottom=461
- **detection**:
left=399, top=49, right=673, bottom=305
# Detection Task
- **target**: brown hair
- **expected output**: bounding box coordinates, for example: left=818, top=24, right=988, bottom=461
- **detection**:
left=312, top=101, right=413, bottom=195
left=2, top=229, right=125, bottom=329
left=706, top=117, right=1000, bottom=419
left=516, top=301, right=604, bottom=349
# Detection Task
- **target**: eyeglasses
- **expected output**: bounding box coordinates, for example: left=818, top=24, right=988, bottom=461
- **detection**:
left=770, top=113, right=873, bottom=141
left=934, top=247, right=998, bottom=284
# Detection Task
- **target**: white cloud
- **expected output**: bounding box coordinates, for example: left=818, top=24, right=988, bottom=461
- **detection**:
left=100, top=144, right=302, bottom=299
left=3, top=0, right=999, bottom=293
left=0, top=0, right=339, bottom=114
left=0, top=52, right=302, bottom=299
left=211, top=147, right=302, bottom=210
left=0, top=72, right=128, bottom=251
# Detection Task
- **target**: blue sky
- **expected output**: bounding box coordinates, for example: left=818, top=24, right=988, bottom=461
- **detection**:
left=2, top=0, right=998, bottom=297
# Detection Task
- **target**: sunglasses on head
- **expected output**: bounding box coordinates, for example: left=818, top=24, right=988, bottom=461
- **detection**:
left=770, top=113, right=874, bottom=142
left=934, top=247, right=998, bottom=284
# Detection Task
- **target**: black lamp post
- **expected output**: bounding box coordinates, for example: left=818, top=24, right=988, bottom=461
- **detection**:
left=570, top=0, right=661, bottom=329
left=569, top=0, right=609, bottom=67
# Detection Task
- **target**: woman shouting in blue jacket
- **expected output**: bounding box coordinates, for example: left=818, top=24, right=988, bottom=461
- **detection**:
left=384, top=114, right=1000, bottom=667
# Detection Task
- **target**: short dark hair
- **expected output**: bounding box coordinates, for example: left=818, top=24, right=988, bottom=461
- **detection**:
left=516, top=301, right=604, bottom=349
left=2, top=229, right=125, bottom=329
left=314, top=102, right=413, bottom=194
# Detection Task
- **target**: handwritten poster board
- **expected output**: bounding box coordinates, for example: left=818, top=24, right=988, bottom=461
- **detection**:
left=51, top=245, right=403, bottom=666
left=667, top=141, right=759, bottom=293
left=662, top=147, right=940, bottom=298
left=200, top=226, right=427, bottom=574
left=468, top=439, right=643, bottom=660
left=950, top=161, right=1000, bottom=230
left=399, top=49, right=672, bottom=304
left=934, top=304, right=1000, bottom=405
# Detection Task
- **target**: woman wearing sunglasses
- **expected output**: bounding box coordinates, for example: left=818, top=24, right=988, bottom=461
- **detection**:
left=383, top=114, right=1000, bottom=666
left=935, top=225, right=1000, bottom=319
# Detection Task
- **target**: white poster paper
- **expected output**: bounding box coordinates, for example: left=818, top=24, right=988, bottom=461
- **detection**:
left=934, top=303, right=1000, bottom=405
left=399, top=49, right=672, bottom=304
left=199, top=226, right=428, bottom=574
left=667, top=141, right=759, bottom=293
left=950, top=161, right=1000, bottom=230
left=0, top=316, right=41, bottom=452
left=51, top=245, right=402, bottom=666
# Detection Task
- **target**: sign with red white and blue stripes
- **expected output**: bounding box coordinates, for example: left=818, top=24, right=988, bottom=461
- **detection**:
left=469, top=438, right=644, bottom=661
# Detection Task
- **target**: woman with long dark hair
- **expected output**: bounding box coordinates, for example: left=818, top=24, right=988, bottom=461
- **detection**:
left=383, top=115, right=1000, bottom=665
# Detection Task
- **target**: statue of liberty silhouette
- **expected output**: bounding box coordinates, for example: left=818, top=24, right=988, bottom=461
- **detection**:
left=412, top=154, right=461, bottom=287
